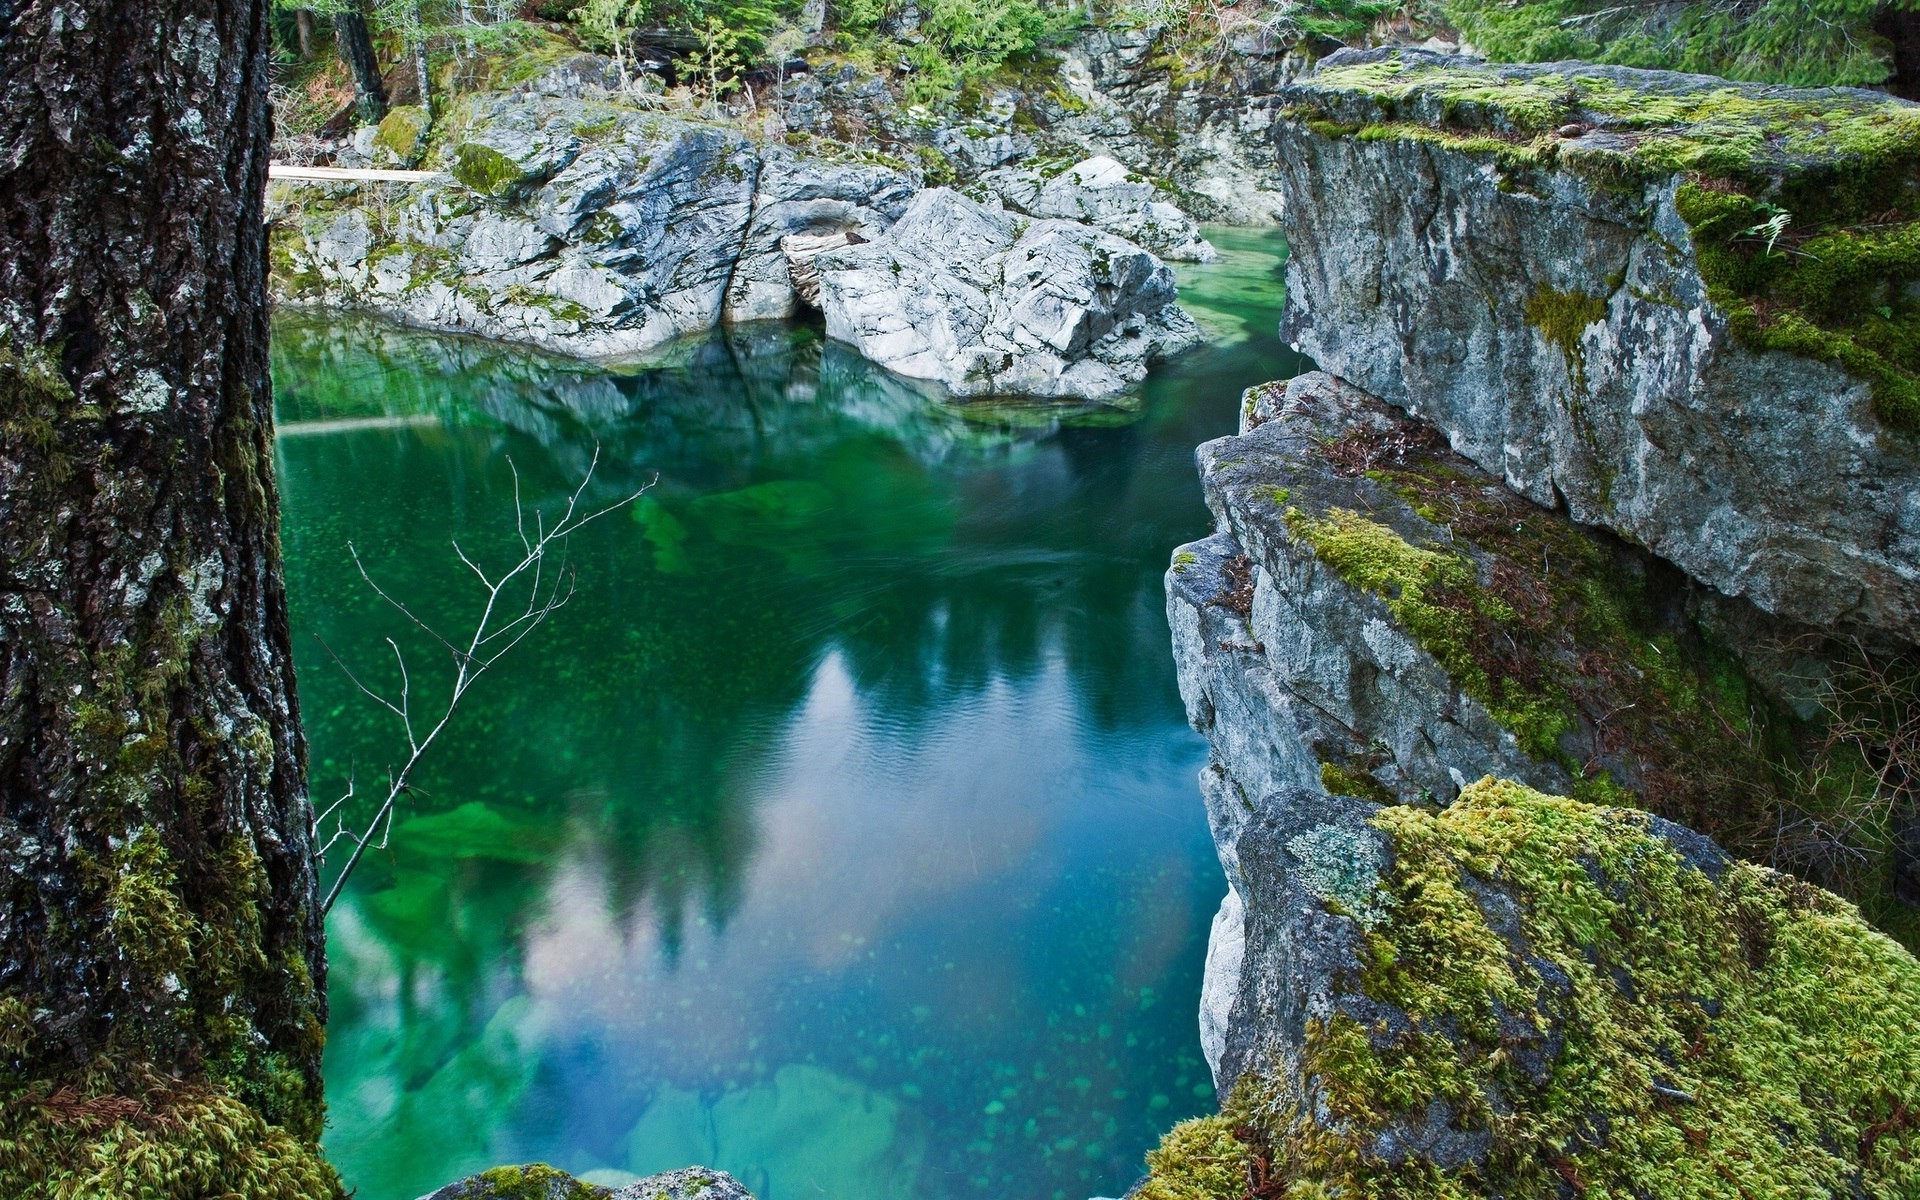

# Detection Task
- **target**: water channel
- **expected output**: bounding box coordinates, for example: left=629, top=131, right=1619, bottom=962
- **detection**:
left=271, top=227, right=1305, bottom=1200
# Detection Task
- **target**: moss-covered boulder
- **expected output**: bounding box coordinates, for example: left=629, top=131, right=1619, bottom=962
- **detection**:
left=372, top=105, right=430, bottom=168
left=1273, top=48, right=1920, bottom=645
left=1138, top=777, right=1920, bottom=1199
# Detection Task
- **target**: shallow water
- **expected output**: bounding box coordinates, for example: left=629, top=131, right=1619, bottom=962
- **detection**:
left=273, top=226, right=1305, bottom=1200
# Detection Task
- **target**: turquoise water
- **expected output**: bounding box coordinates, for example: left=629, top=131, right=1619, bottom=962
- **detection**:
left=272, top=227, right=1304, bottom=1200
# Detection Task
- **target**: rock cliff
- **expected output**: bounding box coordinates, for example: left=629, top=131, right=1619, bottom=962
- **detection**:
left=1274, top=48, right=1920, bottom=642
left=1161, top=370, right=1920, bottom=1196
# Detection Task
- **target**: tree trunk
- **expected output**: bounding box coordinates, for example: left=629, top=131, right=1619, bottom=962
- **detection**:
left=0, top=0, right=333, bottom=1192
left=296, top=7, right=318, bottom=58
left=335, top=5, right=387, bottom=124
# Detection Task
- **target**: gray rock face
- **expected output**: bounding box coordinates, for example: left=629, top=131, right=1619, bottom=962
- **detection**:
left=1045, top=26, right=1306, bottom=225
left=273, top=81, right=1208, bottom=398
left=272, top=89, right=919, bottom=362
left=1164, top=370, right=1878, bottom=1091
left=975, top=155, right=1216, bottom=261
left=1274, top=49, right=1920, bottom=644
left=419, top=1164, right=755, bottom=1200
left=815, top=187, right=1203, bottom=398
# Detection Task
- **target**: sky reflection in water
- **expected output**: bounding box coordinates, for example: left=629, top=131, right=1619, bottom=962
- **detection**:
left=272, top=228, right=1304, bottom=1200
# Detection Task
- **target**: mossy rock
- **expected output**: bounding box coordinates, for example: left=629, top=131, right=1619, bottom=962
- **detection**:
left=450, top=142, right=528, bottom=198
left=1139, top=777, right=1920, bottom=1199
left=1196, top=370, right=1919, bottom=946
left=373, top=105, right=430, bottom=167
left=1285, top=48, right=1920, bottom=434
left=418, top=1164, right=755, bottom=1200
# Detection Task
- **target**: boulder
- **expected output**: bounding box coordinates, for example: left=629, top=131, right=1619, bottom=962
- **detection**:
left=1275, top=48, right=1920, bottom=645
left=976, top=155, right=1215, bottom=262
left=815, top=188, right=1202, bottom=399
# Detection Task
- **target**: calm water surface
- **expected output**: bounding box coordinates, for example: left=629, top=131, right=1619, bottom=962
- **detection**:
left=272, top=227, right=1305, bottom=1200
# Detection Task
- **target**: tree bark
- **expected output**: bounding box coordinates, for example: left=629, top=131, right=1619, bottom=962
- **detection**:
left=0, top=0, right=330, bottom=1185
left=296, top=7, right=318, bottom=58
left=335, top=4, right=388, bottom=124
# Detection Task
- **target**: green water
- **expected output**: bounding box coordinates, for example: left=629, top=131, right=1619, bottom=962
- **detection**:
left=272, top=227, right=1305, bottom=1200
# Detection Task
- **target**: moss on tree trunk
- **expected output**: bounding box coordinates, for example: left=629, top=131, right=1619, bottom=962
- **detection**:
left=0, top=0, right=336, bottom=1195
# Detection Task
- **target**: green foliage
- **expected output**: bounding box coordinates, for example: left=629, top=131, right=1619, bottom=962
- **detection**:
left=1440, top=0, right=1920, bottom=90
left=1277, top=778, right=1920, bottom=1198
left=829, top=0, right=1071, bottom=103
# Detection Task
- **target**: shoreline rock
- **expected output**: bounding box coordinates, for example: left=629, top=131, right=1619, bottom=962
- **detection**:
left=270, top=70, right=1211, bottom=402
left=816, top=188, right=1203, bottom=399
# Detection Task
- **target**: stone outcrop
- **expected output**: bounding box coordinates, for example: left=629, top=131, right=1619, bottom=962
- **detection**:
left=815, top=187, right=1203, bottom=399
left=1274, top=48, right=1920, bottom=644
left=421, top=1164, right=754, bottom=1200
left=271, top=87, right=915, bottom=361
left=1160, top=369, right=1920, bottom=1196
left=271, top=73, right=1210, bottom=400
left=973, top=155, right=1217, bottom=262
left=1040, top=27, right=1311, bottom=225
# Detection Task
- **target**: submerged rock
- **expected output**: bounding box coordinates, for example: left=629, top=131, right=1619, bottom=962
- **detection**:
left=420, top=1164, right=754, bottom=1200
left=1275, top=48, right=1920, bottom=644
left=815, top=187, right=1203, bottom=398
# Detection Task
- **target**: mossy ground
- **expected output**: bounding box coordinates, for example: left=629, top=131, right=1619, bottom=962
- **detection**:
left=1137, top=778, right=1920, bottom=1199
left=1290, top=55, right=1920, bottom=434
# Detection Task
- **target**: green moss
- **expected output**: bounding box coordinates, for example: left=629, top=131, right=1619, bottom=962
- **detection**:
left=1283, top=506, right=1574, bottom=761
left=470, top=1163, right=603, bottom=1200
left=496, top=284, right=591, bottom=325
left=0, top=1066, right=341, bottom=1199
left=1266, top=777, right=1920, bottom=1198
left=1133, top=1112, right=1256, bottom=1200
left=106, top=834, right=194, bottom=983
left=1676, top=181, right=1920, bottom=433
left=1319, top=760, right=1395, bottom=806
left=1525, top=286, right=1608, bottom=390
left=450, top=142, right=526, bottom=198
left=372, top=106, right=429, bottom=163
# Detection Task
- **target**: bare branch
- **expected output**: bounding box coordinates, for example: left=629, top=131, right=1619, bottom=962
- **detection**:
left=316, top=454, right=654, bottom=916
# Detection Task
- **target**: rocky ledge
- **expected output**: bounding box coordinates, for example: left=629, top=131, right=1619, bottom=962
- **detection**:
left=1157, top=370, right=1920, bottom=1196
left=1275, top=48, right=1920, bottom=641
left=269, top=62, right=1204, bottom=400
